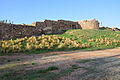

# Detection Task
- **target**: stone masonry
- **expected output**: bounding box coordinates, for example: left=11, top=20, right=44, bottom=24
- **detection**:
left=0, top=19, right=99, bottom=40
left=32, top=20, right=82, bottom=34
left=0, top=24, right=41, bottom=40
left=78, top=19, right=99, bottom=29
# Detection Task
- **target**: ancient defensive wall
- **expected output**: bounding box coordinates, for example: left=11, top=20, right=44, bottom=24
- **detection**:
left=0, top=19, right=99, bottom=40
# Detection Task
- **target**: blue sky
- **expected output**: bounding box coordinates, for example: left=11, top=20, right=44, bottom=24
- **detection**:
left=0, top=0, right=120, bottom=27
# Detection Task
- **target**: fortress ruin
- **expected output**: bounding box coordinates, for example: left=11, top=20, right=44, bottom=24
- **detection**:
left=78, top=19, right=99, bottom=29
left=0, top=19, right=99, bottom=40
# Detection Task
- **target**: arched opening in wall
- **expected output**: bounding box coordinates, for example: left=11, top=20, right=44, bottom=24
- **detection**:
left=72, top=25, right=76, bottom=29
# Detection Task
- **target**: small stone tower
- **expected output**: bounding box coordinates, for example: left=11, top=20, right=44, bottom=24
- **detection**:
left=78, top=19, right=99, bottom=29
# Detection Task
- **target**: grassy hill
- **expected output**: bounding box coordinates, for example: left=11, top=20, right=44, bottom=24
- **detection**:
left=1, top=29, right=120, bottom=54
left=59, top=29, right=120, bottom=50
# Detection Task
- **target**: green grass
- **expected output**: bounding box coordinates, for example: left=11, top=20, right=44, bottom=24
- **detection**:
left=25, top=47, right=80, bottom=54
left=71, top=64, right=79, bottom=69
left=47, top=66, right=59, bottom=71
left=36, top=66, right=59, bottom=73
left=61, top=29, right=120, bottom=42
left=58, top=29, right=120, bottom=50
left=76, top=59, right=96, bottom=63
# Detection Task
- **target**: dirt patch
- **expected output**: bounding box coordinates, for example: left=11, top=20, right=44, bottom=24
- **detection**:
left=1, top=48, right=120, bottom=80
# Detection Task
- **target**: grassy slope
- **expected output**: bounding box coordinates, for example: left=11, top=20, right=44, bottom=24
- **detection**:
left=30, top=29, right=120, bottom=54
left=21, top=29, right=120, bottom=54
left=1, top=29, right=120, bottom=54
left=59, top=29, right=120, bottom=50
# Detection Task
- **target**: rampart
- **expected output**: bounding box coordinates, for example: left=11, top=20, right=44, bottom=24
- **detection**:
left=0, top=19, right=99, bottom=40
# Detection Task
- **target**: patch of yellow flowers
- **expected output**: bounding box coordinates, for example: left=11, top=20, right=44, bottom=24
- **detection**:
left=0, top=35, right=90, bottom=53
left=87, top=38, right=120, bottom=47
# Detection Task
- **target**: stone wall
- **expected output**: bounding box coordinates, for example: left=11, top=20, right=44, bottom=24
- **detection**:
left=0, top=19, right=99, bottom=40
left=32, top=20, right=81, bottom=34
left=0, top=24, right=42, bottom=40
left=78, top=19, right=99, bottom=29
left=45, top=20, right=81, bottom=34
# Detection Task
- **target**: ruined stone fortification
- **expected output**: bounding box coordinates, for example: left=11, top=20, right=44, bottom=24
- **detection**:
left=78, top=19, right=99, bottom=29
left=32, top=20, right=81, bottom=34
left=0, top=19, right=99, bottom=40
